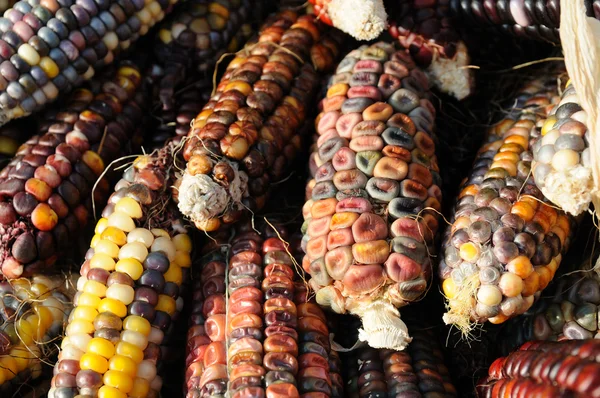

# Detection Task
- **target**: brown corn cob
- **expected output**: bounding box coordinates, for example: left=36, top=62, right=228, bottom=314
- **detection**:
left=0, top=274, right=76, bottom=394
left=48, top=140, right=193, bottom=398
left=176, top=10, right=341, bottom=233
left=302, top=41, right=441, bottom=350
left=388, top=0, right=474, bottom=100
left=342, top=327, right=457, bottom=397
left=0, top=63, right=145, bottom=280
left=532, top=76, right=593, bottom=216
left=148, top=0, right=254, bottom=148
left=477, top=339, right=600, bottom=397
left=440, top=73, right=575, bottom=332
left=308, top=0, right=388, bottom=41
left=0, top=0, right=179, bottom=125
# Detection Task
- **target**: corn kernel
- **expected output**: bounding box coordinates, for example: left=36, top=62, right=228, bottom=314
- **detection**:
left=129, top=377, right=150, bottom=397
left=115, top=197, right=143, bottom=219
left=72, top=306, right=99, bottom=323
left=173, top=251, right=191, bottom=268
left=511, top=201, right=535, bottom=222
left=459, top=242, right=480, bottom=262
left=108, top=211, right=135, bottom=233
left=101, top=227, right=127, bottom=246
left=156, top=295, right=176, bottom=315
left=163, top=263, right=182, bottom=284
left=498, top=272, right=523, bottom=297
left=224, top=81, right=252, bottom=96
left=80, top=352, right=109, bottom=374
left=88, top=337, right=116, bottom=359
left=103, top=370, right=133, bottom=393
left=506, top=256, right=533, bottom=279
left=39, top=57, right=59, bottom=78
left=123, top=316, right=151, bottom=335
left=95, top=240, right=121, bottom=258
left=90, top=253, right=117, bottom=271
left=115, top=258, right=144, bottom=280
left=118, top=242, right=148, bottom=262
left=442, top=278, right=457, bottom=300
left=9, top=347, right=32, bottom=371
left=0, top=356, right=18, bottom=380
left=98, top=385, right=127, bottom=398
left=91, top=234, right=101, bottom=249
left=66, top=320, right=95, bottom=336
left=83, top=280, right=107, bottom=298
left=172, top=233, right=192, bottom=252
left=98, top=298, right=128, bottom=318
left=109, top=355, right=137, bottom=378
left=541, top=116, right=557, bottom=136
left=116, top=341, right=144, bottom=363
left=121, top=330, right=148, bottom=350
left=77, top=292, right=102, bottom=308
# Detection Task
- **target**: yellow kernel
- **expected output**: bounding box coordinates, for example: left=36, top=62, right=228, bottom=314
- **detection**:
left=459, top=242, right=480, bottom=262
left=506, top=256, right=533, bottom=279
left=129, top=377, right=150, bottom=398
left=156, top=295, right=176, bottom=315
left=90, top=253, right=117, bottom=271
left=101, top=227, right=127, bottom=246
left=88, top=337, right=116, bottom=359
left=476, top=285, right=502, bottom=306
left=10, top=347, right=32, bottom=371
left=104, top=370, right=133, bottom=393
left=511, top=201, right=535, bottom=222
left=80, top=352, right=109, bottom=374
left=115, top=258, right=144, bottom=280
left=158, top=29, right=172, bottom=44
left=109, top=355, right=137, bottom=378
left=90, top=234, right=101, bottom=249
left=163, top=263, right=182, bottom=285
left=94, top=240, right=120, bottom=258
left=489, top=313, right=509, bottom=324
left=65, top=320, right=95, bottom=336
left=118, top=242, right=148, bottom=262
left=173, top=251, right=191, bottom=268
left=83, top=280, right=107, bottom=298
left=116, top=341, right=144, bottom=363
left=0, top=356, right=18, bottom=381
left=34, top=305, right=53, bottom=331
left=115, top=197, right=143, bottom=219
left=498, top=272, right=523, bottom=297
left=442, top=278, right=457, bottom=300
left=98, top=385, right=127, bottom=398
left=82, top=151, right=104, bottom=176
left=541, top=116, right=557, bottom=136
left=39, top=57, right=59, bottom=78
left=224, top=80, right=252, bottom=96
left=551, top=149, right=580, bottom=170
left=123, top=316, right=151, bottom=335
left=72, top=306, right=99, bottom=323
left=98, top=298, right=128, bottom=318
left=151, top=229, right=169, bottom=238
left=108, top=211, right=135, bottom=233
left=172, top=234, right=192, bottom=252
left=77, top=292, right=101, bottom=308
left=18, top=43, right=40, bottom=65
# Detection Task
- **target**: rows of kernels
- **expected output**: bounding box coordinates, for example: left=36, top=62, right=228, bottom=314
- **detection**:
left=178, top=11, right=340, bottom=231
left=261, top=237, right=300, bottom=397
left=357, top=347, right=387, bottom=397
left=440, top=78, right=574, bottom=326
left=0, top=0, right=178, bottom=122
left=0, top=275, right=73, bottom=390
left=226, top=230, right=265, bottom=397
left=532, top=78, right=592, bottom=215
left=303, top=41, right=439, bottom=314
left=293, top=282, right=335, bottom=396
left=477, top=339, right=600, bottom=397
left=0, top=64, right=144, bottom=280
left=184, top=247, right=228, bottom=397
left=381, top=329, right=457, bottom=397
left=48, top=190, right=192, bottom=398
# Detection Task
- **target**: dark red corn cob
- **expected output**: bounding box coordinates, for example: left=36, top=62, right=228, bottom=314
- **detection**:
left=0, top=63, right=145, bottom=279
left=477, top=339, right=600, bottom=397
left=388, top=0, right=474, bottom=100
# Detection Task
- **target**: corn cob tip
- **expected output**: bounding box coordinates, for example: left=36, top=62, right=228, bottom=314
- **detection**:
left=323, top=0, right=388, bottom=41
left=350, top=300, right=412, bottom=351
left=539, top=166, right=594, bottom=215
left=427, top=41, right=473, bottom=101
left=176, top=160, right=247, bottom=229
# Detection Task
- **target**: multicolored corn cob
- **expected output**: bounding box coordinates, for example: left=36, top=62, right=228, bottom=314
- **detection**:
left=343, top=328, right=457, bottom=397
left=0, top=274, right=76, bottom=393
left=440, top=73, right=575, bottom=333
left=0, top=0, right=179, bottom=125
left=477, top=339, right=600, bottom=397
left=47, top=141, right=193, bottom=398
left=388, top=0, right=474, bottom=100
left=149, top=0, right=253, bottom=148
left=532, top=76, right=593, bottom=216
left=303, top=41, right=441, bottom=350
left=308, top=0, right=388, bottom=41
left=176, top=10, right=342, bottom=232
left=0, top=63, right=145, bottom=280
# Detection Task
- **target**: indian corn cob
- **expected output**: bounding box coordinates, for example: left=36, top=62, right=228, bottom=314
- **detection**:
left=343, top=328, right=457, bottom=397
left=149, top=0, right=253, bottom=147
left=308, top=0, right=388, bottom=41
left=303, top=41, right=441, bottom=351
left=477, top=339, right=600, bottom=397
left=439, top=73, right=575, bottom=332
left=176, top=10, right=342, bottom=232
left=0, top=274, right=76, bottom=393
left=0, top=63, right=145, bottom=280
left=47, top=139, right=193, bottom=398
left=388, top=0, right=474, bottom=100
left=532, top=76, right=593, bottom=216
left=0, top=0, right=179, bottom=125
left=185, top=220, right=340, bottom=397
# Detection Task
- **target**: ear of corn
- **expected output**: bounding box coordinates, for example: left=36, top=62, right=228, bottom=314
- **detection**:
left=308, top=0, right=388, bottom=41
left=302, top=41, right=441, bottom=351
left=176, top=10, right=342, bottom=233
left=48, top=141, right=193, bottom=398
left=0, top=63, right=145, bottom=280
left=0, top=0, right=179, bottom=125
left=440, top=73, right=575, bottom=333
left=0, top=274, right=76, bottom=394
left=388, top=0, right=474, bottom=100
left=342, top=327, right=457, bottom=397
left=477, top=339, right=600, bottom=397
left=532, top=77, right=593, bottom=216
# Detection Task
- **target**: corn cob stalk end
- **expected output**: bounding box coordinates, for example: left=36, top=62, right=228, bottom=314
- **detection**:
left=348, top=300, right=411, bottom=351
left=312, top=0, right=388, bottom=41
